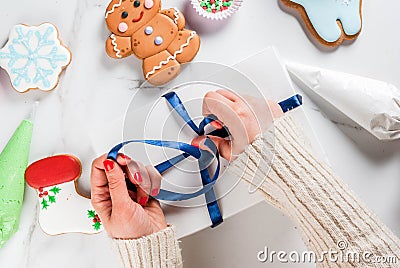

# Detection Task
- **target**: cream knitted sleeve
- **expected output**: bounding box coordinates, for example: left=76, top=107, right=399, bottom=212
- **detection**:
left=229, top=115, right=400, bottom=268
left=113, top=225, right=182, bottom=268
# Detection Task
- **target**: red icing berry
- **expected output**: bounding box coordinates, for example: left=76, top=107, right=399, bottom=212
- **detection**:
left=212, top=9, right=216, bottom=13
left=39, top=193, right=43, bottom=198
left=43, top=191, right=48, bottom=196
left=93, top=219, right=97, bottom=223
left=39, top=187, right=43, bottom=192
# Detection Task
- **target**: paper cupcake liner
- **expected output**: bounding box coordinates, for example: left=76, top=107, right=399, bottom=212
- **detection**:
left=185, top=0, right=243, bottom=33
left=190, top=0, right=243, bottom=21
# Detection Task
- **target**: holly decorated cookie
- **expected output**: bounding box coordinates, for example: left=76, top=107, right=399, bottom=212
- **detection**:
left=281, top=0, right=362, bottom=46
left=0, top=23, right=71, bottom=93
left=105, top=0, right=201, bottom=85
left=25, top=155, right=103, bottom=235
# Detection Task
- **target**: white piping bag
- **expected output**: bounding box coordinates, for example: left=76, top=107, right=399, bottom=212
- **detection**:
left=286, top=62, right=400, bottom=141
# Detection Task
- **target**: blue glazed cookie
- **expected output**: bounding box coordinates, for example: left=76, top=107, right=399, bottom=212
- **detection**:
left=281, top=0, right=362, bottom=46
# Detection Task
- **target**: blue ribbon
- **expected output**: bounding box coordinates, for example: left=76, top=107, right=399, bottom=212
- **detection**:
left=108, top=92, right=226, bottom=227
left=107, top=92, right=302, bottom=228
left=279, top=94, right=303, bottom=113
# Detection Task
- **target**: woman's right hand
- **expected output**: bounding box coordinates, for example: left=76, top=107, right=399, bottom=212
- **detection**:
left=90, top=154, right=166, bottom=239
left=192, top=89, right=283, bottom=161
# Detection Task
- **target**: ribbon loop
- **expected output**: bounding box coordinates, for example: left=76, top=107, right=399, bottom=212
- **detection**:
left=108, top=92, right=225, bottom=227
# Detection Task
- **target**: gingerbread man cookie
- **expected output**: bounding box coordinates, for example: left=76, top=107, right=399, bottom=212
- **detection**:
left=0, top=23, right=71, bottom=93
left=281, top=0, right=362, bottom=46
left=25, top=155, right=103, bottom=235
left=105, top=0, right=201, bottom=85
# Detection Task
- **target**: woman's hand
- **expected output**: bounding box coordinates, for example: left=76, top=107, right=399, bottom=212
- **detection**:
left=90, top=154, right=167, bottom=239
left=193, top=89, right=283, bottom=161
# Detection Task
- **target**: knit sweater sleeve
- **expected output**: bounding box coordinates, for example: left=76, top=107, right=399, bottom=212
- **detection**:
left=229, top=115, right=400, bottom=268
left=113, top=225, right=182, bottom=268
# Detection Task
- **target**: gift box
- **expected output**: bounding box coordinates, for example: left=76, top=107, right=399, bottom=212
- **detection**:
left=91, top=47, right=328, bottom=238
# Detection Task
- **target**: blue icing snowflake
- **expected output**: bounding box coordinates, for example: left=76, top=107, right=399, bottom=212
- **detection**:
left=0, top=23, right=71, bottom=92
left=288, top=0, right=362, bottom=43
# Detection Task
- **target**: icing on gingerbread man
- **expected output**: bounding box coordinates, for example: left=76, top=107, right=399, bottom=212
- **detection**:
left=105, top=0, right=201, bottom=85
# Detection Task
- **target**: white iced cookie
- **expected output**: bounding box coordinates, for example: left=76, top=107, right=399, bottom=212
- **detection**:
left=25, top=155, right=103, bottom=235
left=0, top=23, right=71, bottom=93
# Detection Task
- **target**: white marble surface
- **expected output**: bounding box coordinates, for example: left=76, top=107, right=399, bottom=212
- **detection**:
left=0, top=0, right=399, bottom=267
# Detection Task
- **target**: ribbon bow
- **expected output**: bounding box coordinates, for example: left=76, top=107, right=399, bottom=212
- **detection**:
left=107, top=92, right=303, bottom=227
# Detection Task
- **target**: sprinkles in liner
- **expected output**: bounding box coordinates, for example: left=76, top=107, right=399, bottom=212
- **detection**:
left=199, top=0, right=233, bottom=13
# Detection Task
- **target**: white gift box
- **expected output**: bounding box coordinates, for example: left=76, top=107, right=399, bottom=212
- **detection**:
left=91, top=47, right=328, bottom=238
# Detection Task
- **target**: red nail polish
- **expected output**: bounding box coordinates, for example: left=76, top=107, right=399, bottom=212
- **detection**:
left=211, top=121, right=223, bottom=130
left=134, top=172, right=142, bottom=183
left=120, top=154, right=131, bottom=160
left=191, top=139, right=200, bottom=148
left=103, top=160, right=114, bottom=172
left=151, top=189, right=159, bottom=196
left=139, top=197, right=148, bottom=206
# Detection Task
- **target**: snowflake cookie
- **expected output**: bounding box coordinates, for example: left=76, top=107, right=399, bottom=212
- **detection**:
left=281, top=0, right=362, bottom=46
left=0, top=23, right=71, bottom=93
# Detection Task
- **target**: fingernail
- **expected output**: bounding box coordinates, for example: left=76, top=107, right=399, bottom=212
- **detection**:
left=139, top=197, right=148, bottom=206
left=120, top=154, right=131, bottom=160
left=211, top=121, right=223, bottom=129
left=191, top=139, right=200, bottom=148
left=103, top=160, right=114, bottom=172
left=151, top=188, right=159, bottom=196
left=134, top=172, right=142, bottom=183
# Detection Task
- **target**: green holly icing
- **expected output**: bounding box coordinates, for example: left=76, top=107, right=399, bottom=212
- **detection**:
left=93, top=221, right=102, bottom=231
left=38, top=186, right=61, bottom=209
left=48, top=195, right=56, bottom=203
left=87, top=210, right=96, bottom=218
left=199, top=0, right=233, bottom=13
left=41, top=199, right=49, bottom=210
left=49, top=186, right=61, bottom=195
left=87, top=210, right=102, bottom=231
